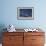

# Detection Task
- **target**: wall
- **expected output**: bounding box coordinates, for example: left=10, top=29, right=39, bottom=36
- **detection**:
left=0, top=0, right=46, bottom=30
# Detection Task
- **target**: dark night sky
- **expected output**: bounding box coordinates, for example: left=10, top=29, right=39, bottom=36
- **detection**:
left=20, top=9, right=32, bottom=17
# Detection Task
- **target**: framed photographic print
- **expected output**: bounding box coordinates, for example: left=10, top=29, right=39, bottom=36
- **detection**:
left=17, top=7, right=34, bottom=20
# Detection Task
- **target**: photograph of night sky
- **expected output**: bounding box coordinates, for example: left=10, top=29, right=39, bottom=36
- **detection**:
left=20, top=9, right=32, bottom=17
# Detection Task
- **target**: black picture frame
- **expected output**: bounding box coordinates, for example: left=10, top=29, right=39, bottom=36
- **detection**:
left=17, top=7, right=34, bottom=20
